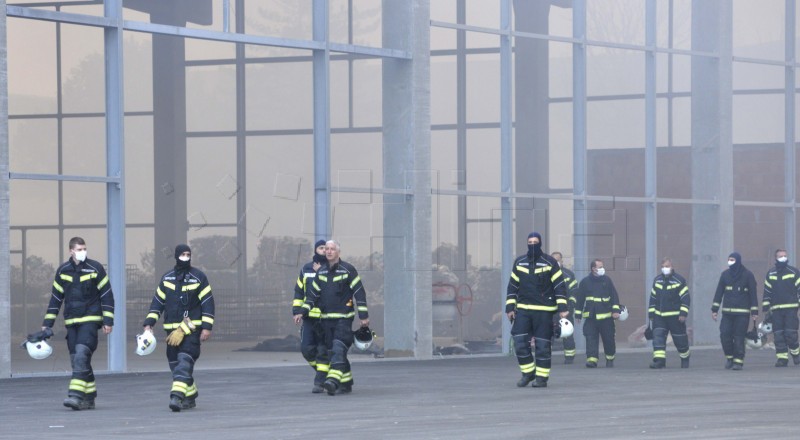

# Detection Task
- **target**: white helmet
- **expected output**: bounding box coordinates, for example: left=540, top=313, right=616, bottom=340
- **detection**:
left=758, top=321, right=773, bottom=335
left=25, top=340, right=53, bottom=360
left=353, top=326, right=375, bottom=351
left=745, top=331, right=763, bottom=349
left=135, top=330, right=157, bottom=356
left=618, top=305, right=629, bottom=321
left=558, top=318, right=574, bottom=339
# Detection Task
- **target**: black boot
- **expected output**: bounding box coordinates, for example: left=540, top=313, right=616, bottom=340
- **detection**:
left=585, top=361, right=597, bottom=368
left=605, top=359, right=614, bottom=368
left=181, top=398, right=196, bottom=410
left=680, top=357, right=690, bottom=369
left=311, top=384, right=324, bottom=394
left=731, top=363, right=743, bottom=371
left=516, top=373, right=535, bottom=388
left=775, top=358, right=789, bottom=367
left=63, top=396, right=94, bottom=411
left=169, top=396, right=183, bottom=412
left=322, top=379, right=338, bottom=396
left=564, top=356, right=574, bottom=365
left=335, top=382, right=352, bottom=395
left=649, top=358, right=666, bottom=369
left=794, top=354, right=800, bottom=365
left=531, top=377, right=548, bottom=388
left=724, top=359, right=733, bottom=369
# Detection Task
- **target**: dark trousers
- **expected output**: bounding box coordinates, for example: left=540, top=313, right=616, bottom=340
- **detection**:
left=720, top=313, right=750, bottom=364
left=583, top=318, right=616, bottom=363
left=321, top=318, right=354, bottom=386
left=167, top=331, right=201, bottom=400
left=652, top=315, right=690, bottom=360
left=66, top=323, right=99, bottom=400
left=771, top=308, right=800, bottom=360
left=300, top=317, right=329, bottom=384
left=512, top=309, right=554, bottom=379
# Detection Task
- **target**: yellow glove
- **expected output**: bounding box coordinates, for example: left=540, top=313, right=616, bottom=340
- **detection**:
left=165, top=318, right=195, bottom=346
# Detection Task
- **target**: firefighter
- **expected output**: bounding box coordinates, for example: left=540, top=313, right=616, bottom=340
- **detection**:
left=506, top=232, right=568, bottom=388
left=648, top=257, right=691, bottom=369
left=292, top=239, right=330, bottom=393
left=42, top=237, right=114, bottom=410
left=711, top=252, right=758, bottom=370
left=762, top=249, right=800, bottom=367
left=143, top=244, right=215, bottom=411
left=303, top=240, right=369, bottom=396
left=551, top=251, right=578, bottom=364
left=575, top=259, right=621, bottom=368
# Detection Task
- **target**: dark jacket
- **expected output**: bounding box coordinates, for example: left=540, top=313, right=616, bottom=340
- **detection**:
left=648, top=272, right=690, bottom=319
left=712, top=266, right=758, bottom=316
left=143, top=266, right=215, bottom=332
left=505, top=253, right=568, bottom=314
left=562, top=267, right=579, bottom=310
left=575, top=274, right=620, bottom=320
left=292, top=260, right=324, bottom=318
left=304, top=259, right=368, bottom=320
left=43, top=258, right=114, bottom=328
left=762, top=264, right=800, bottom=312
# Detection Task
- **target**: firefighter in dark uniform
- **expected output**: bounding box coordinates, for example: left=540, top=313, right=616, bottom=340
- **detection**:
left=143, top=244, right=215, bottom=411
left=575, top=259, right=621, bottom=368
left=552, top=251, right=578, bottom=364
left=303, top=240, right=369, bottom=396
left=292, top=239, right=330, bottom=392
left=506, top=232, right=568, bottom=388
left=711, top=252, right=757, bottom=370
left=42, top=237, right=114, bottom=410
left=648, top=257, right=691, bottom=369
left=762, top=248, right=800, bottom=367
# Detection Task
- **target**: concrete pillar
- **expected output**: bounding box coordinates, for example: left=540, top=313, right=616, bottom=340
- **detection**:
left=691, top=0, right=733, bottom=344
left=382, top=0, right=432, bottom=359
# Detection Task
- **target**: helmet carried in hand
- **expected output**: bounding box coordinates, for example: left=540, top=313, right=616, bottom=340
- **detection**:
left=135, top=330, right=157, bottom=356
left=353, top=326, right=375, bottom=350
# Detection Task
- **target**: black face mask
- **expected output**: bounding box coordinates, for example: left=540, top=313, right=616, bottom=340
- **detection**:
left=175, top=258, right=191, bottom=272
left=313, top=253, right=327, bottom=264
left=527, top=243, right=542, bottom=259
left=776, top=258, right=788, bottom=269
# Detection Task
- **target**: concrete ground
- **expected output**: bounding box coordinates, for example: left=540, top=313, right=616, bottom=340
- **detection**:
left=1, top=345, right=797, bottom=439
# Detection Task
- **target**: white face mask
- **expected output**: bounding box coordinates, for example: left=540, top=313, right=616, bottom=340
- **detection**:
left=178, top=256, right=191, bottom=262
left=727, top=260, right=736, bottom=267
left=661, top=267, right=671, bottom=276
left=596, top=267, right=605, bottom=276
left=777, top=256, right=788, bottom=263
left=74, top=250, right=87, bottom=262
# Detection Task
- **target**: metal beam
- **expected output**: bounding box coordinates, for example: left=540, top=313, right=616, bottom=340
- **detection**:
left=104, top=0, right=126, bottom=373
left=644, top=0, right=657, bottom=322
left=0, top=0, right=11, bottom=379
left=785, top=0, right=797, bottom=259
left=312, top=0, right=330, bottom=242
left=499, top=0, right=512, bottom=355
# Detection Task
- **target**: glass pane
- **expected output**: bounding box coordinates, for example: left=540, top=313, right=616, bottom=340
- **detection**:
left=8, top=18, right=57, bottom=115
left=733, top=0, right=785, bottom=61
left=586, top=0, right=645, bottom=46
left=10, top=119, right=58, bottom=174
left=352, top=59, right=382, bottom=128
left=63, top=117, right=106, bottom=176
left=186, top=64, right=237, bottom=132
left=245, top=61, right=313, bottom=131
left=733, top=94, right=784, bottom=145
left=431, top=54, right=457, bottom=126
left=60, top=23, right=105, bottom=114
left=124, top=32, right=154, bottom=113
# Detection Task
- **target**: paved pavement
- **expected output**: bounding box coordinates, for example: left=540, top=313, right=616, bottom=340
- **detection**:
left=1, top=346, right=797, bottom=439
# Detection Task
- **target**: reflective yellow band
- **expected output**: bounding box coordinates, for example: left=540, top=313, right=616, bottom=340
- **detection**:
left=163, top=320, right=202, bottom=330
left=594, top=313, right=612, bottom=320
left=45, top=313, right=57, bottom=320
left=350, top=276, right=361, bottom=289
left=550, top=270, right=562, bottom=282
left=510, top=273, right=520, bottom=282
left=53, top=281, right=64, bottom=293
left=771, top=303, right=799, bottom=310
left=309, top=308, right=321, bottom=318
left=321, top=312, right=356, bottom=319
left=60, top=274, right=74, bottom=282
left=783, top=274, right=795, bottom=280
left=156, top=287, right=166, bottom=300
left=64, top=315, right=102, bottom=325
left=535, top=367, right=550, bottom=378
left=163, top=281, right=176, bottom=290
left=198, top=285, right=212, bottom=299
left=146, top=312, right=160, bottom=321
left=97, top=276, right=109, bottom=289
left=516, top=266, right=529, bottom=274
left=519, top=362, right=535, bottom=374
left=292, top=299, right=304, bottom=307
left=182, top=283, right=200, bottom=291
left=517, top=304, right=557, bottom=312
left=534, top=266, right=552, bottom=274
left=358, top=306, right=368, bottom=312
left=103, top=311, right=114, bottom=319
left=79, top=273, right=97, bottom=283
left=721, top=308, right=750, bottom=313
left=202, top=316, right=215, bottom=325
left=318, top=275, right=327, bottom=282
left=655, top=311, right=680, bottom=317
